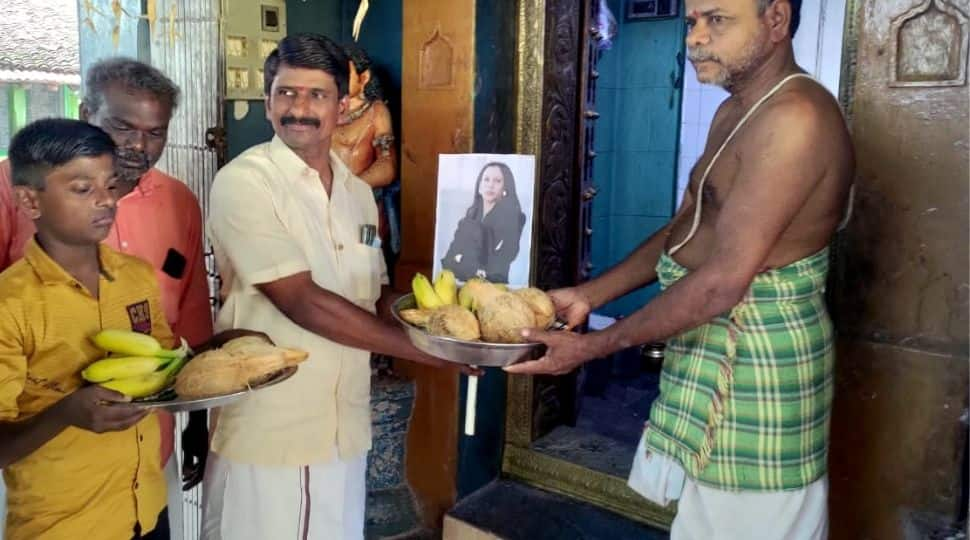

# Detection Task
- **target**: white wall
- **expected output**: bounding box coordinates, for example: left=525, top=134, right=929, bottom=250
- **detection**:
left=677, top=0, right=847, bottom=203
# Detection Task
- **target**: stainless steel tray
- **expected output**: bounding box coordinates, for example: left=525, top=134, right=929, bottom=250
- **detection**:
left=129, top=366, right=298, bottom=412
left=391, top=294, right=545, bottom=367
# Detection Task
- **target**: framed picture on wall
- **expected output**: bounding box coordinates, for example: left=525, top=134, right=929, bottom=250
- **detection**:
left=432, top=154, right=536, bottom=287
left=626, top=0, right=679, bottom=20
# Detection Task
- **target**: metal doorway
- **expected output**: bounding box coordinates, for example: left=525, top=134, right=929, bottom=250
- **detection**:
left=148, top=1, right=223, bottom=538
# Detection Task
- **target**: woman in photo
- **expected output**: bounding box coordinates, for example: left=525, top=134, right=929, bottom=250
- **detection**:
left=442, top=162, right=526, bottom=283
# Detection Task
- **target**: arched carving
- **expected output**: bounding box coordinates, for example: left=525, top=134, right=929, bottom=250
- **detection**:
left=419, top=28, right=454, bottom=89
left=890, top=0, right=969, bottom=87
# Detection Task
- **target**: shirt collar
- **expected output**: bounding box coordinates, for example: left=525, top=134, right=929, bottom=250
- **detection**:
left=24, top=237, right=125, bottom=286
left=121, top=168, right=164, bottom=200
left=268, top=135, right=350, bottom=188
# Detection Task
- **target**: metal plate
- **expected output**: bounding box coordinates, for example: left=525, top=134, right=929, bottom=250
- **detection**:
left=391, top=294, right=547, bottom=367
left=129, top=366, right=298, bottom=412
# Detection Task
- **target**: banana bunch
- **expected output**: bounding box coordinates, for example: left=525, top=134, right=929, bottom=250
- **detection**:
left=91, top=329, right=186, bottom=358
left=83, top=330, right=190, bottom=398
left=411, top=270, right=458, bottom=309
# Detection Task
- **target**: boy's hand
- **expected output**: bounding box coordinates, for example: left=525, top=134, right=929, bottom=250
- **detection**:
left=56, top=386, right=149, bottom=433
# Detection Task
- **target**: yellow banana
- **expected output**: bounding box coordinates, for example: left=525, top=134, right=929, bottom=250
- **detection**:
left=100, top=371, right=171, bottom=398
left=412, top=273, right=444, bottom=309
left=433, top=269, right=458, bottom=305
left=91, top=329, right=187, bottom=359
left=97, top=353, right=188, bottom=398
left=91, top=329, right=162, bottom=356
left=81, top=356, right=171, bottom=383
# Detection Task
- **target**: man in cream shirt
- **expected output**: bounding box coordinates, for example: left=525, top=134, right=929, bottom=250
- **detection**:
left=203, top=34, right=461, bottom=540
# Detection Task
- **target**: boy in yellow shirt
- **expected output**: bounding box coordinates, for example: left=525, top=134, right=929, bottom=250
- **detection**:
left=0, top=119, right=171, bottom=539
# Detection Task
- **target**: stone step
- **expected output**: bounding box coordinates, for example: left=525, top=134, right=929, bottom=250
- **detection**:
left=444, top=480, right=668, bottom=540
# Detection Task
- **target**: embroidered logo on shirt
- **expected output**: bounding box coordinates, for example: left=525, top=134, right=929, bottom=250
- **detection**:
left=126, top=300, right=152, bottom=334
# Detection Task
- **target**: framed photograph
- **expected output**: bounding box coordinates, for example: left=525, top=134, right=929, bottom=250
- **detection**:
left=626, top=0, right=679, bottom=20
left=432, top=154, right=536, bottom=287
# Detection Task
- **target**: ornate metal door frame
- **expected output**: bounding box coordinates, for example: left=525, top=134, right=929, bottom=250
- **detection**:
left=502, top=0, right=676, bottom=528
left=149, top=1, right=223, bottom=537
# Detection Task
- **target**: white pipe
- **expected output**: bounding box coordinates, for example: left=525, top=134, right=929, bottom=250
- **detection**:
left=464, top=373, right=478, bottom=436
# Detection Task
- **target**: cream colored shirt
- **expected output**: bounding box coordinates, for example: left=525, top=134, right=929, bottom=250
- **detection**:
left=208, top=136, right=387, bottom=466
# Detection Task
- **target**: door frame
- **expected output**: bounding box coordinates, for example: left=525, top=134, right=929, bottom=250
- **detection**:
left=502, top=0, right=677, bottom=528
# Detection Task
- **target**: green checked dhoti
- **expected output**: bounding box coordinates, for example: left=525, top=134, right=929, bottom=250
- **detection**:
left=642, top=248, right=834, bottom=491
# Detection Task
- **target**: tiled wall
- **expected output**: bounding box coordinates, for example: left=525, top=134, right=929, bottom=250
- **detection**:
left=591, top=1, right=685, bottom=317
left=677, top=64, right=728, bottom=203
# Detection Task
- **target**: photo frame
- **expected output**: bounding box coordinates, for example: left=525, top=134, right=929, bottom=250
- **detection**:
left=432, top=154, right=536, bottom=287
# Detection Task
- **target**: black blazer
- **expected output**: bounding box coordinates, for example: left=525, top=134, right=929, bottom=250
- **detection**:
left=441, top=203, right=526, bottom=283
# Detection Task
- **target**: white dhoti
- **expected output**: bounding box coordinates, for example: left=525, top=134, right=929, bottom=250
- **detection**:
left=670, top=475, right=828, bottom=540
left=201, top=450, right=367, bottom=540
left=165, top=457, right=184, bottom=540
left=628, top=435, right=828, bottom=540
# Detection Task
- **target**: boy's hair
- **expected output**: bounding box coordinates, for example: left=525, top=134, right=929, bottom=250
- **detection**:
left=9, top=119, right=117, bottom=189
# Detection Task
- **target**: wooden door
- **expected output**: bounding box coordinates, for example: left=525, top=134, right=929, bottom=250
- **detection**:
left=828, top=1, right=969, bottom=538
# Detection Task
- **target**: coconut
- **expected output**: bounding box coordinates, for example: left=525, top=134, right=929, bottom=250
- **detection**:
left=513, top=287, right=556, bottom=329
left=458, top=278, right=504, bottom=310
left=476, top=292, right=537, bottom=343
left=427, top=305, right=481, bottom=341
left=175, top=343, right=292, bottom=398
left=222, top=336, right=308, bottom=368
left=399, top=308, right=433, bottom=327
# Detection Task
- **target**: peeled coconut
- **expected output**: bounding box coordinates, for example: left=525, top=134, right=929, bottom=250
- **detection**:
left=427, top=305, right=481, bottom=341
left=175, top=349, right=285, bottom=398
left=175, top=339, right=308, bottom=398
left=513, top=288, right=556, bottom=329
left=477, top=292, right=537, bottom=343
left=222, top=336, right=308, bottom=367
left=458, top=278, right=504, bottom=310
left=399, top=308, right=433, bottom=327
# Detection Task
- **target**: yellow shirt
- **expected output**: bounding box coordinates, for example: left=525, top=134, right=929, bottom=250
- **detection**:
left=208, top=136, right=387, bottom=466
left=0, top=239, right=173, bottom=540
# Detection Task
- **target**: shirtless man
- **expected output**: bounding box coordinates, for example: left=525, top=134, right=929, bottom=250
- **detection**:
left=506, top=0, right=852, bottom=537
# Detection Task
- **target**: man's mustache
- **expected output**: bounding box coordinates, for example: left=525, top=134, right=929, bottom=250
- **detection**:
left=687, top=49, right=721, bottom=64
left=115, top=149, right=149, bottom=168
left=281, top=116, right=321, bottom=127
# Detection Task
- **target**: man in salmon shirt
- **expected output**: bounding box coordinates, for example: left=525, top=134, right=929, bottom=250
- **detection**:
left=0, top=57, right=212, bottom=533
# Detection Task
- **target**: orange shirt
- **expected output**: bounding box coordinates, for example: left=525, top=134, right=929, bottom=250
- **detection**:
left=0, top=161, right=213, bottom=462
left=0, top=161, right=32, bottom=270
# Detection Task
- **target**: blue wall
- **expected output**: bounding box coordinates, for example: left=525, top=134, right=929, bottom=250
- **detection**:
left=591, top=0, right=685, bottom=317
left=225, top=0, right=402, bottom=162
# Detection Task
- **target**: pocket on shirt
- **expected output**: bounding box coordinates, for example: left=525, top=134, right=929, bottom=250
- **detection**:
left=349, top=244, right=383, bottom=306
